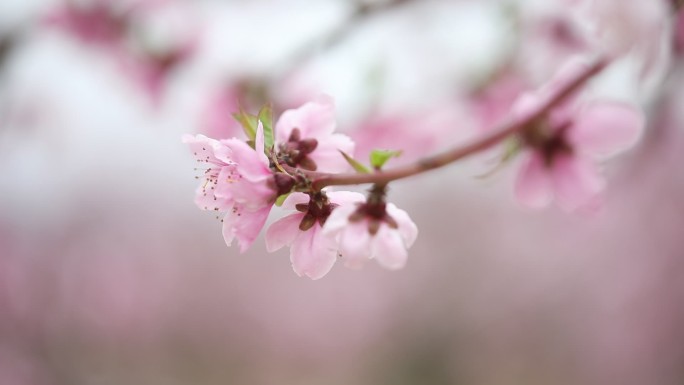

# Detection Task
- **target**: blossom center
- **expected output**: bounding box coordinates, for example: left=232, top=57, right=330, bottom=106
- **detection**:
left=522, top=119, right=573, bottom=166
left=278, top=128, right=319, bottom=171
left=349, top=185, right=398, bottom=235
left=295, top=192, right=336, bottom=231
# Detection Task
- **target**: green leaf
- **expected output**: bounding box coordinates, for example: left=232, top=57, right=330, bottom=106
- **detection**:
left=369, top=149, right=402, bottom=169
left=258, top=104, right=275, bottom=150
left=275, top=193, right=290, bottom=207
left=340, top=151, right=370, bottom=174
left=232, top=107, right=258, bottom=144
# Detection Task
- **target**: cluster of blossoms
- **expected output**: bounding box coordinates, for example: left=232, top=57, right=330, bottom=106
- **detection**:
left=184, top=97, right=417, bottom=279
left=185, top=60, right=645, bottom=279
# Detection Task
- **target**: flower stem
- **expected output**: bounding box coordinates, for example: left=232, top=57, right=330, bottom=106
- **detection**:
left=310, top=57, right=609, bottom=190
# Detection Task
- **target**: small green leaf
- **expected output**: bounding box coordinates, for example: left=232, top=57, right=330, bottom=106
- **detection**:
left=369, top=149, right=402, bottom=169
left=232, top=107, right=258, bottom=144
left=258, top=104, right=275, bottom=150
left=275, top=193, right=290, bottom=207
left=340, top=151, right=370, bottom=174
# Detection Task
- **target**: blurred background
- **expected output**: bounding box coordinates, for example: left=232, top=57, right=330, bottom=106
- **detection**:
left=1, top=0, right=684, bottom=384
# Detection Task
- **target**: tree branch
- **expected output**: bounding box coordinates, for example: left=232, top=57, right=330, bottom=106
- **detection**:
left=308, top=57, right=609, bottom=190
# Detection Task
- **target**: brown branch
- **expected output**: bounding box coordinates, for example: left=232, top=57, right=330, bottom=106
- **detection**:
left=307, top=57, right=609, bottom=190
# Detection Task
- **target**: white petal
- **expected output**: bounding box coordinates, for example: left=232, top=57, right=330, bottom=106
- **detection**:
left=371, top=227, right=408, bottom=270
left=290, top=225, right=338, bottom=280
left=386, top=204, right=418, bottom=248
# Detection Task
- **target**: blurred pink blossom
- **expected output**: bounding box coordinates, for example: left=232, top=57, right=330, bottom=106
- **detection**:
left=43, top=0, right=128, bottom=49
left=511, top=66, right=645, bottom=212
left=202, top=86, right=243, bottom=140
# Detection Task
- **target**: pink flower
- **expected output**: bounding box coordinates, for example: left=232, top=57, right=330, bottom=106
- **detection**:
left=275, top=96, right=354, bottom=173
left=44, top=0, right=127, bottom=49
left=676, top=8, right=684, bottom=56
left=265, top=191, right=365, bottom=280
left=121, top=39, right=196, bottom=105
left=576, top=0, right=668, bottom=58
left=323, top=200, right=418, bottom=271
left=184, top=124, right=291, bottom=252
left=511, top=67, right=645, bottom=212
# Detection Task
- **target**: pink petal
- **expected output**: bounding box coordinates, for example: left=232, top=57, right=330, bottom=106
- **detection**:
left=279, top=192, right=310, bottom=211
left=265, top=213, right=304, bottom=252
left=230, top=178, right=276, bottom=210
left=569, top=102, right=645, bottom=157
left=255, top=121, right=269, bottom=165
left=290, top=225, right=338, bottom=280
left=223, top=205, right=272, bottom=253
left=275, top=95, right=336, bottom=142
left=327, top=191, right=365, bottom=206
left=372, top=227, right=408, bottom=270
left=221, top=212, right=236, bottom=248
left=386, top=204, right=418, bottom=248
left=322, top=204, right=358, bottom=234
left=551, top=154, right=606, bottom=212
left=223, top=139, right=271, bottom=182
left=338, top=222, right=372, bottom=269
left=183, top=134, right=224, bottom=166
left=194, top=183, right=228, bottom=212
left=514, top=153, right=553, bottom=209
left=309, top=133, right=356, bottom=173
left=237, top=206, right=272, bottom=252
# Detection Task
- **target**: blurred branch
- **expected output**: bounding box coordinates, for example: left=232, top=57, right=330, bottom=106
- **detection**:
left=306, top=58, right=609, bottom=189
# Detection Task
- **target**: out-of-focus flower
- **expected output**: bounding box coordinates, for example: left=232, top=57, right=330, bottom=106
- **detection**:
left=43, top=0, right=128, bottom=49
left=275, top=96, right=354, bottom=173
left=569, top=0, right=670, bottom=75
left=184, top=124, right=290, bottom=252
left=265, top=191, right=365, bottom=280
left=517, top=8, right=591, bottom=81
left=45, top=0, right=198, bottom=104
left=350, top=100, right=473, bottom=165
left=511, top=63, right=645, bottom=212
left=323, top=199, right=418, bottom=270
left=122, top=38, right=196, bottom=104
left=675, top=7, right=684, bottom=55
left=202, top=86, right=243, bottom=140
